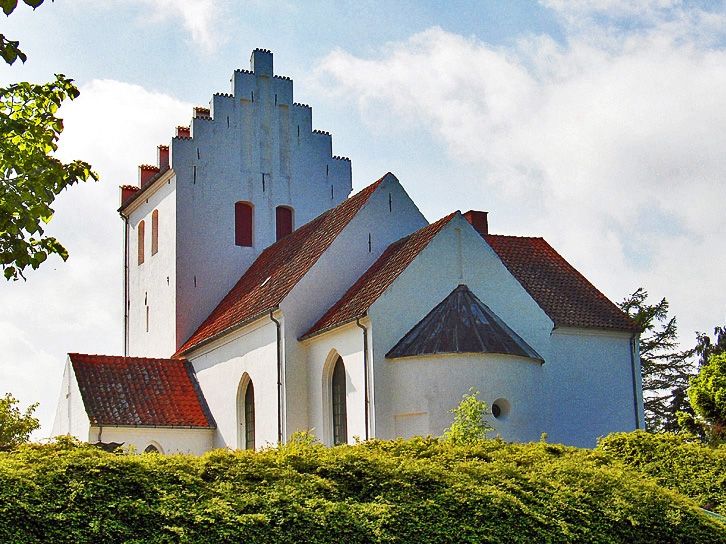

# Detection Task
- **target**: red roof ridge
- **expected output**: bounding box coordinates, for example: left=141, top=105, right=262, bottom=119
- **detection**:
left=69, top=353, right=187, bottom=363
left=175, top=175, right=389, bottom=356
left=301, top=211, right=458, bottom=340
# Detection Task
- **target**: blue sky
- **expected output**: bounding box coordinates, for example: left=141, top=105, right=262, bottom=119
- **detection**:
left=1, top=0, right=725, bottom=435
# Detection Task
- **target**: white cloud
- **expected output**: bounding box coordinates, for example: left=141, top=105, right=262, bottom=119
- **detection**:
left=0, top=80, right=191, bottom=437
left=134, top=0, right=223, bottom=53
left=314, top=9, right=726, bottom=347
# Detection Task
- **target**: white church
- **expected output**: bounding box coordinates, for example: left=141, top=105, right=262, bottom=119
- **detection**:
left=52, top=49, right=644, bottom=454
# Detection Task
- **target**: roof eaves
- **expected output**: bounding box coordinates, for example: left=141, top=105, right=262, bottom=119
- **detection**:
left=298, top=313, right=365, bottom=342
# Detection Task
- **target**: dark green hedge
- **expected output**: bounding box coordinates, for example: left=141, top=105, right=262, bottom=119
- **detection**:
left=0, top=436, right=724, bottom=543
left=598, top=430, right=726, bottom=515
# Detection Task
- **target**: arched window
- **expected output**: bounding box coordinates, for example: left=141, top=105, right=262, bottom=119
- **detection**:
left=144, top=444, right=159, bottom=453
left=151, top=209, right=159, bottom=255
left=235, top=201, right=253, bottom=247
left=275, top=206, right=293, bottom=241
left=137, top=220, right=145, bottom=265
left=244, top=380, right=255, bottom=450
left=331, top=356, right=347, bottom=445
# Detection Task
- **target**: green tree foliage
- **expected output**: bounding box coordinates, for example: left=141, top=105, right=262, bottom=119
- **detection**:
left=619, top=288, right=694, bottom=431
left=598, top=431, right=726, bottom=515
left=442, top=388, right=493, bottom=445
left=0, top=393, right=39, bottom=450
left=0, top=1, right=46, bottom=65
left=1, top=0, right=97, bottom=280
left=687, top=353, right=726, bottom=442
left=0, top=437, right=723, bottom=542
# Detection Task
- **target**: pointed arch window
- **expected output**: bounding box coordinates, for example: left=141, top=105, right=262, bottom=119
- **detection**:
left=275, top=206, right=293, bottom=241
left=331, top=357, right=348, bottom=445
left=137, top=220, right=145, bottom=265
left=151, top=209, right=159, bottom=255
left=235, top=201, right=253, bottom=247
left=244, top=380, right=255, bottom=449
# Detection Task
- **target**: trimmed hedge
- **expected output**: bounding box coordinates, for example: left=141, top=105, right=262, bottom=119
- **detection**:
left=598, top=430, right=726, bottom=515
left=0, top=437, right=724, bottom=543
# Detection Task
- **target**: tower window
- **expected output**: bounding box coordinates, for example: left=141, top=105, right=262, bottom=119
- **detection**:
left=275, top=206, right=293, bottom=241
left=137, top=220, right=145, bottom=265
left=151, top=209, right=159, bottom=255
left=235, top=201, right=253, bottom=247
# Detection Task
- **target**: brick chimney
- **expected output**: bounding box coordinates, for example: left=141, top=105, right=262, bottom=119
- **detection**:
left=120, top=185, right=139, bottom=206
left=463, top=210, right=488, bottom=236
left=176, top=125, right=190, bottom=138
left=139, top=164, right=160, bottom=186
left=157, top=145, right=169, bottom=170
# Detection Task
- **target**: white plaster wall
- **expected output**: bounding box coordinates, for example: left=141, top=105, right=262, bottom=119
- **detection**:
left=369, top=214, right=554, bottom=441
left=51, top=357, right=91, bottom=441
left=544, top=328, right=642, bottom=447
left=303, top=323, right=367, bottom=445
left=89, top=426, right=213, bottom=455
left=127, top=175, right=177, bottom=357
left=385, top=353, right=544, bottom=442
left=187, top=317, right=280, bottom=449
left=280, top=173, right=427, bottom=437
left=173, top=50, right=352, bottom=350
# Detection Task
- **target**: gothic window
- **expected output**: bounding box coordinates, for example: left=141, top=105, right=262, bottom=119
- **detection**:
left=137, top=220, right=145, bottom=265
left=331, top=356, right=347, bottom=445
left=235, top=201, right=253, bottom=247
left=244, top=380, right=255, bottom=450
left=151, top=209, right=159, bottom=255
left=275, top=206, right=293, bottom=241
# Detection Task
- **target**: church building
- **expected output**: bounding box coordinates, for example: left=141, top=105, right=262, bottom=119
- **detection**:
left=52, top=50, right=644, bottom=454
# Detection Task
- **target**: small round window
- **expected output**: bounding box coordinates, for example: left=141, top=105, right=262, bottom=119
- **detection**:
left=492, top=398, right=510, bottom=420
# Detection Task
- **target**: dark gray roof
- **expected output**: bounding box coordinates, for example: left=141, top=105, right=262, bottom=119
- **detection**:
left=386, top=285, right=543, bottom=362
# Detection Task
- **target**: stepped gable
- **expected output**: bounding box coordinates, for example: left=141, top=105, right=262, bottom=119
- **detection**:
left=301, top=212, right=457, bottom=340
left=484, top=235, right=640, bottom=333
left=386, top=284, right=543, bottom=361
left=176, top=176, right=386, bottom=355
left=69, top=353, right=215, bottom=428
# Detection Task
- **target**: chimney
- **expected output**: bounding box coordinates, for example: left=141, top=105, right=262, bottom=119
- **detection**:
left=120, top=185, right=139, bottom=206
left=463, top=210, right=488, bottom=236
left=250, top=48, right=273, bottom=77
left=157, top=145, right=169, bottom=170
left=176, top=125, right=190, bottom=138
left=139, top=164, right=160, bottom=186
left=193, top=106, right=210, bottom=118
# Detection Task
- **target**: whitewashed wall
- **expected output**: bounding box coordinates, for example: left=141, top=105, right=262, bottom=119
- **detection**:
left=126, top=174, right=177, bottom=357
left=280, top=173, right=427, bottom=438
left=188, top=317, right=280, bottom=449
left=51, top=357, right=91, bottom=441
left=173, top=50, right=352, bottom=349
left=88, top=426, right=213, bottom=455
left=303, top=322, right=368, bottom=445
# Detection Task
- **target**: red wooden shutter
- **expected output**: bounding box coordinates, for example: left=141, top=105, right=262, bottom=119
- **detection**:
left=235, top=202, right=253, bottom=246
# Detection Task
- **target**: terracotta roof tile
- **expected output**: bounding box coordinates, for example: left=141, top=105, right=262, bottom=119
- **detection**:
left=69, top=353, right=215, bottom=428
left=302, top=212, right=457, bottom=339
left=484, top=235, right=639, bottom=332
left=175, top=176, right=386, bottom=355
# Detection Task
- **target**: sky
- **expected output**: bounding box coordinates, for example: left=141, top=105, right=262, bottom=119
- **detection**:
left=1, top=0, right=725, bottom=436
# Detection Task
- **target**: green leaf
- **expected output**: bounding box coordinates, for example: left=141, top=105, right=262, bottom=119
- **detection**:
left=0, top=0, right=18, bottom=16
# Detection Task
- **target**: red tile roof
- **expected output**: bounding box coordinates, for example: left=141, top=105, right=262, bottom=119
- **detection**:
left=484, top=235, right=640, bottom=332
left=69, top=353, right=215, bottom=428
left=175, top=175, right=386, bottom=355
left=301, top=212, right=457, bottom=339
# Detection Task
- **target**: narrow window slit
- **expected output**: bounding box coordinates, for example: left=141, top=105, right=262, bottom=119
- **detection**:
left=389, top=193, right=392, bottom=212
left=197, top=147, right=200, bottom=160
left=368, top=233, right=372, bottom=253
left=192, top=166, right=197, bottom=184
left=227, top=116, right=230, bottom=128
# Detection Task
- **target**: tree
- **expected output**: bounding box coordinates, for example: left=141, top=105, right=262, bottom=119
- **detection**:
left=619, top=288, right=694, bottom=431
left=687, top=353, right=726, bottom=443
left=443, top=388, right=493, bottom=445
left=0, top=393, right=39, bottom=450
left=1, top=0, right=97, bottom=280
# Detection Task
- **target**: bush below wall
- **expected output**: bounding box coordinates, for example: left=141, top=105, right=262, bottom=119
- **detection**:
left=597, top=430, right=726, bottom=516
left=0, top=436, right=724, bottom=543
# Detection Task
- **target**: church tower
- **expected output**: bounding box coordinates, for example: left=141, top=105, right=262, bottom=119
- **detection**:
left=119, top=49, right=352, bottom=357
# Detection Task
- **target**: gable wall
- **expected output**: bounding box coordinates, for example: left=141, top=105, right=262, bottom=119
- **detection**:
left=51, top=357, right=91, bottom=441
left=368, top=215, right=556, bottom=440
left=126, top=175, right=177, bottom=357
left=173, top=53, right=352, bottom=351
left=281, top=176, right=427, bottom=437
